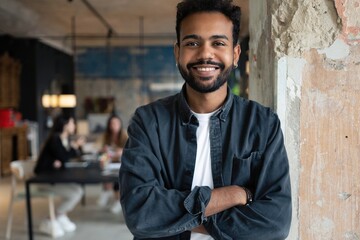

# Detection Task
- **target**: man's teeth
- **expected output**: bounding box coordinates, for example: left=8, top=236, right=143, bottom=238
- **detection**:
left=196, top=67, right=216, bottom=72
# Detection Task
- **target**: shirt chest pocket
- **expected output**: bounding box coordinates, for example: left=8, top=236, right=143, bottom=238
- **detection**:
left=231, top=151, right=261, bottom=186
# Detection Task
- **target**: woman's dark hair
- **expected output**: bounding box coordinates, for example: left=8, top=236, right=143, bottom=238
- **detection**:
left=176, top=0, right=241, bottom=46
left=51, top=114, right=73, bottom=134
left=38, top=114, right=74, bottom=157
left=104, top=114, right=126, bottom=147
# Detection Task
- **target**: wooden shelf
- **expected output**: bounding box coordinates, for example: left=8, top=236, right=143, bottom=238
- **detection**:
left=0, top=126, right=28, bottom=176
left=0, top=53, right=21, bottom=109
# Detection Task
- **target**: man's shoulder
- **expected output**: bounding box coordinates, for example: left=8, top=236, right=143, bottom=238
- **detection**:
left=232, top=95, right=277, bottom=119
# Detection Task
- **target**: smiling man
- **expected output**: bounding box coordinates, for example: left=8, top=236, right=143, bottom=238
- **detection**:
left=119, top=0, right=292, bottom=239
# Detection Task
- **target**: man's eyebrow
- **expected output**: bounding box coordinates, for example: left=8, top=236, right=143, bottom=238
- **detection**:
left=211, top=35, right=229, bottom=41
left=181, top=34, right=229, bottom=41
left=182, top=34, right=200, bottom=41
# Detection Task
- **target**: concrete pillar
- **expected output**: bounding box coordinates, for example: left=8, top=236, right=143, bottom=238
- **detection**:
left=249, top=0, right=359, bottom=239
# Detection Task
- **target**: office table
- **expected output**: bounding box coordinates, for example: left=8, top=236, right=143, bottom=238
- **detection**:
left=25, top=165, right=119, bottom=240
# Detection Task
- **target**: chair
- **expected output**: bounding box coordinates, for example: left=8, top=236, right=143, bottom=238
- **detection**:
left=5, top=160, right=56, bottom=239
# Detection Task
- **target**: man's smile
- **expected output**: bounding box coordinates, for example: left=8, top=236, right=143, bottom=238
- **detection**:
left=187, top=61, right=223, bottom=78
left=194, top=66, right=218, bottom=72
left=191, top=65, right=219, bottom=78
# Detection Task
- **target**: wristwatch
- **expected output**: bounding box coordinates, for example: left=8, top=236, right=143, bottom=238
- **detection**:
left=242, top=187, right=253, bottom=206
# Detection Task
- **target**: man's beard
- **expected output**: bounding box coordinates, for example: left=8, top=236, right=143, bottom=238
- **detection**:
left=178, top=60, right=233, bottom=93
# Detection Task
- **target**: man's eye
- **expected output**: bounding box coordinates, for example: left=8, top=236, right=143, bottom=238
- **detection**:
left=213, top=42, right=226, bottom=46
left=185, top=42, right=199, bottom=47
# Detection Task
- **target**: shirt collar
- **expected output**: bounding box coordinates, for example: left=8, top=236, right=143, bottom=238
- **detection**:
left=178, top=84, right=234, bottom=124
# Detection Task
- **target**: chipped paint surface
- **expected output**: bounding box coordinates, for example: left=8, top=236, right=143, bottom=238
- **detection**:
left=318, top=39, right=350, bottom=60
left=250, top=1, right=360, bottom=237
left=338, top=192, right=352, bottom=200
left=249, top=0, right=360, bottom=240
left=271, top=0, right=341, bottom=57
left=299, top=47, right=360, bottom=239
left=309, top=217, right=335, bottom=238
left=335, top=0, right=360, bottom=43
left=296, top=4, right=360, bottom=238
left=344, top=231, right=360, bottom=240
left=316, top=200, right=323, bottom=207
left=296, top=7, right=360, bottom=239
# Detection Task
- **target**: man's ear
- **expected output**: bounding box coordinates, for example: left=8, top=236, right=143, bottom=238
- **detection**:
left=174, top=42, right=180, bottom=65
left=233, top=44, right=241, bottom=66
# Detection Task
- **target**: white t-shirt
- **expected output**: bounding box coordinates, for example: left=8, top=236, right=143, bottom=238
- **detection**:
left=190, top=111, right=215, bottom=240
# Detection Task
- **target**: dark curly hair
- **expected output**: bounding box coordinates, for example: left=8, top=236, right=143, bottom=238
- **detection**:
left=176, top=0, right=241, bottom=47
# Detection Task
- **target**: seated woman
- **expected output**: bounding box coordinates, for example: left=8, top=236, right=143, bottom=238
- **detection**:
left=97, top=114, right=128, bottom=214
left=34, top=114, right=85, bottom=237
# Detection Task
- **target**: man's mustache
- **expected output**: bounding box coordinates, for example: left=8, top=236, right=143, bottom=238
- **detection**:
left=186, top=60, right=225, bottom=70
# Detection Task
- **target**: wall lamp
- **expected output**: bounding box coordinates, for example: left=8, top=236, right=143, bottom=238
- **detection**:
left=42, top=94, right=77, bottom=108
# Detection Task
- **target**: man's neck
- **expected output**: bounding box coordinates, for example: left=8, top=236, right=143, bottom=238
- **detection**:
left=185, top=84, right=228, bottom=113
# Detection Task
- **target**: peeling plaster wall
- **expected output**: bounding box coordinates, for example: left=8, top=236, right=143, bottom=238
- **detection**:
left=298, top=0, right=360, bottom=238
left=250, top=0, right=360, bottom=239
left=249, top=0, right=342, bottom=106
left=271, top=0, right=341, bottom=57
left=300, top=45, right=360, bottom=239
left=335, top=0, right=360, bottom=43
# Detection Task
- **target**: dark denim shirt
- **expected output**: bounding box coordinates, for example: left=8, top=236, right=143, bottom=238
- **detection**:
left=119, top=86, right=292, bottom=240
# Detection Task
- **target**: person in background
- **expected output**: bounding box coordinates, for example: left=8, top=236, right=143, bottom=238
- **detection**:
left=34, top=114, right=85, bottom=238
left=119, top=0, right=292, bottom=239
left=97, top=114, right=128, bottom=214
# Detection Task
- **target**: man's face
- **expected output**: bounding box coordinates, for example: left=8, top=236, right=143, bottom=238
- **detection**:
left=175, top=12, right=240, bottom=93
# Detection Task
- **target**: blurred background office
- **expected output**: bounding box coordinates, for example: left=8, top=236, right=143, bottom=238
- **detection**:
left=1, top=0, right=360, bottom=239
left=0, top=1, right=249, bottom=239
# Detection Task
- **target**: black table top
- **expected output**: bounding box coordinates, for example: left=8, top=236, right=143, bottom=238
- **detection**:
left=27, top=164, right=119, bottom=184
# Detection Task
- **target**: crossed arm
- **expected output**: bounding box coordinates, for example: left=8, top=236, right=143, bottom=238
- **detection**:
left=120, top=109, right=291, bottom=239
left=193, top=186, right=247, bottom=234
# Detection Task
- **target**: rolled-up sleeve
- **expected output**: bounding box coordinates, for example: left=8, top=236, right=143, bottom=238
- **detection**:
left=119, top=108, right=211, bottom=238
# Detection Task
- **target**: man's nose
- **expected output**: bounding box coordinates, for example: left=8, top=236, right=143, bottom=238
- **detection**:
left=197, top=43, right=214, bottom=60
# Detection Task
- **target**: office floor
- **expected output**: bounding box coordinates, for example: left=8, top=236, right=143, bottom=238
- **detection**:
left=0, top=176, right=133, bottom=240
